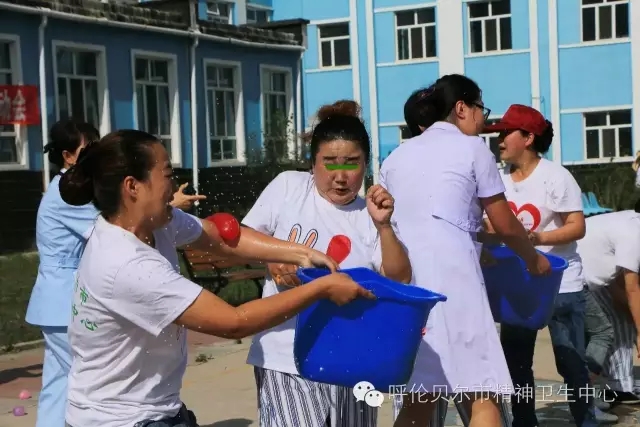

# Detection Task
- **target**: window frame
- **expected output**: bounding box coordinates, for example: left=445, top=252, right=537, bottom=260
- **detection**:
left=317, top=21, right=352, bottom=69
left=467, top=0, right=513, bottom=55
left=203, top=58, right=245, bottom=167
left=580, top=0, right=630, bottom=44
left=207, top=1, right=234, bottom=24
left=0, top=33, right=28, bottom=170
left=52, top=40, right=111, bottom=139
left=259, top=64, right=295, bottom=162
left=582, top=108, right=633, bottom=161
left=394, top=7, right=438, bottom=63
left=246, top=5, right=272, bottom=24
left=131, top=49, right=182, bottom=166
left=479, top=117, right=502, bottom=163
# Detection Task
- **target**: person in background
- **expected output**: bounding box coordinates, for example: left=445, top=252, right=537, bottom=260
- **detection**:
left=243, top=100, right=411, bottom=427
left=578, top=204, right=640, bottom=407
left=60, top=129, right=373, bottom=427
left=483, top=104, right=603, bottom=426
left=632, top=151, right=640, bottom=188
left=385, top=76, right=549, bottom=427
left=26, top=119, right=102, bottom=427
left=27, top=119, right=207, bottom=427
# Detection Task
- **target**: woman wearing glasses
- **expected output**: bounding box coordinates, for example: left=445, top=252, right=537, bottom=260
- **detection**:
left=386, top=75, right=550, bottom=427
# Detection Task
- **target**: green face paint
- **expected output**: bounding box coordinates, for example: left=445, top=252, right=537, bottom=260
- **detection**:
left=325, top=164, right=360, bottom=171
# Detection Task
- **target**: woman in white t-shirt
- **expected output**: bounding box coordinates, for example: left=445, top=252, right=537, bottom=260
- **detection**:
left=242, top=100, right=412, bottom=427
left=58, top=129, right=375, bottom=427
left=483, top=105, right=597, bottom=427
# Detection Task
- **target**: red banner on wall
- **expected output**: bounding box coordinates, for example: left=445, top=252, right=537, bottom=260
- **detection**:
left=0, top=85, right=40, bottom=125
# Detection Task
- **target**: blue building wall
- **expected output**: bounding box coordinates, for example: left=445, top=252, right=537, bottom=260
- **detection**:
left=0, top=7, right=302, bottom=172
left=272, top=0, right=638, bottom=171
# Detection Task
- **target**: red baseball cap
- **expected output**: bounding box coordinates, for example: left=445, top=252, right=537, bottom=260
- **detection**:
left=483, top=104, right=549, bottom=136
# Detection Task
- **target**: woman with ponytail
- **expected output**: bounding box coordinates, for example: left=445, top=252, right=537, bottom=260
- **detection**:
left=27, top=119, right=101, bottom=427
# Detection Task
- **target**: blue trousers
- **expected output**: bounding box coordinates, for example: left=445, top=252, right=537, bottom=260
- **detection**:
left=37, top=326, right=72, bottom=427
left=501, top=290, right=597, bottom=427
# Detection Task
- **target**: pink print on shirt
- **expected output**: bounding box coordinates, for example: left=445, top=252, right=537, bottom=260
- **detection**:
left=508, top=201, right=542, bottom=232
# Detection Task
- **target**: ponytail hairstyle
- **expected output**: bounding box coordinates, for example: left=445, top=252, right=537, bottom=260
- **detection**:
left=59, top=130, right=162, bottom=217
left=302, top=100, right=370, bottom=165
left=44, top=119, right=99, bottom=169
left=404, top=74, right=482, bottom=138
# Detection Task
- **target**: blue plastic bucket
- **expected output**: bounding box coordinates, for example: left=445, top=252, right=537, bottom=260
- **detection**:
left=294, top=267, right=447, bottom=391
left=481, top=245, right=568, bottom=329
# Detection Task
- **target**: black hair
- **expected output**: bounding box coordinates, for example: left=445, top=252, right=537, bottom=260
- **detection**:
left=59, top=130, right=162, bottom=218
left=635, top=197, right=640, bottom=214
left=305, top=100, right=371, bottom=165
left=404, top=74, right=482, bottom=138
left=43, top=119, right=100, bottom=168
left=519, top=120, right=554, bottom=154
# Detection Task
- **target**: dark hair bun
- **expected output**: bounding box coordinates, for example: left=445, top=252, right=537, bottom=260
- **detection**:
left=316, top=100, right=362, bottom=121
left=58, top=144, right=95, bottom=206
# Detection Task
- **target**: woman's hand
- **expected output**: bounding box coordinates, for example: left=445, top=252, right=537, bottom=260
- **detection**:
left=366, top=184, right=394, bottom=228
left=269, top=263, right=301, bottom=287
left=526, top=252, right=552, bottom=276
left=171, top=182, right=207, bottom=211
left=299, top=248, right=339, bottom=272
left=320, top=272, right=376, bottom=305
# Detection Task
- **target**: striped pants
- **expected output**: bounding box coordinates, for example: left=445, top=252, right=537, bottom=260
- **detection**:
left=392, top=394, right=513, bottom=426
left=590, top=286, right=637, bottom=393
left=254, top=367, right=377, bottom=427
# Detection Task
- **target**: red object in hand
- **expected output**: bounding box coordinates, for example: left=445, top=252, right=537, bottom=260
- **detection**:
left=205, top=213, right=241, bottom=242
left=326, top=235, right=351, bottom=265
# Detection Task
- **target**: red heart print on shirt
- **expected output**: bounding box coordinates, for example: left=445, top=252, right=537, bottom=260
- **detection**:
left=326, top=235, right=352, bottom=265
left=508, top=201, right=542, bottom=232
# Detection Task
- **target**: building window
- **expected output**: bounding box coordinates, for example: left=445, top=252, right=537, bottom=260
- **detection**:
left=399, top=125, right=412, bottom=143
left=261, top=67, right=293, bottom=161
left=581, top=0, right=629, bottom=42
left=247, top=7, right=270, bottom=24
left=207, top=1, right=233, bottom=24
left=480, top=118, right=501, bottom=161
left=468, top=0, right=512, bottom=54
left=0, top=39, right=23, bottom=166
left=318, top=23, right=351, bottom=68
left=134, top=54, right=179, bottom=163
left=584, top=109, right=632, bottom=160
left=54, top=46, right=102, bottom=132
left=396, top=7, right=437, bottom=61
left=205, top=62, right=243, bottom=163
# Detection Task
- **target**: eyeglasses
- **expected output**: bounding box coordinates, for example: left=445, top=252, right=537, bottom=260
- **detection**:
left=474, top=102, right=491, bottom=121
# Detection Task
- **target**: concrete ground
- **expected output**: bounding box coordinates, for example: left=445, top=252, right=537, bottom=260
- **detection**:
left=1, top=329, right=639, bottom=426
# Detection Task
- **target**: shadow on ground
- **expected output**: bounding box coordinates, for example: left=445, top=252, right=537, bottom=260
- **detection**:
left=201, top=418, right=253, bottom=427
left=0, top=363, right=42, bottom=385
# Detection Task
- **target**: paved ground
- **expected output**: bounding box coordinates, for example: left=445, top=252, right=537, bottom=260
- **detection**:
left=1, top=328, right=639, bottom=426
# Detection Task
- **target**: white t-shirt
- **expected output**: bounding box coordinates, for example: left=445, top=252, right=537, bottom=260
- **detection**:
left=66, top=208, right=204, bottom=427
left=242, top=171, right=386, bottom=375
left=499, top=158, right=584, bottom=293
left=577, top=210, right=640, bottom=288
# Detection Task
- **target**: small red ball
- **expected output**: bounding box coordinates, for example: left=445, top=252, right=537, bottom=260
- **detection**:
left=205, top=213, right=240, bottom=242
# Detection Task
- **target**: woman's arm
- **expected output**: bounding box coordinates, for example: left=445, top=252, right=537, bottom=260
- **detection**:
left=187, top=220, right=336, bottom=270
left=481, top=194, right=539, bottom=266
left=175, top=273, right=374, bottom=339
left=378, top=225, right=412, bottom=283
left=529, top=211, right=585, bottom=246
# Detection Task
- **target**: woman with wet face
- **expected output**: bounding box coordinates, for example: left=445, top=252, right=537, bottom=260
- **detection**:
left=59, top=129, right=374, bottom=427
left=384, top=75, right=550, bottom=427
left=242, top=100, right=411, bottom=427
left=26, top=119, right=101, bottom=427
left=483, top=105, right=599, bottom=427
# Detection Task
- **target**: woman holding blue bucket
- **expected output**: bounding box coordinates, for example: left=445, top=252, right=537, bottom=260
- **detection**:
left=241, top=100, right=412, bottom=427
left=28, top=119, right=208, bottom=427
left=482, top=104, right=602, bottom=427
left=384, top=75, right=551, bottom=427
